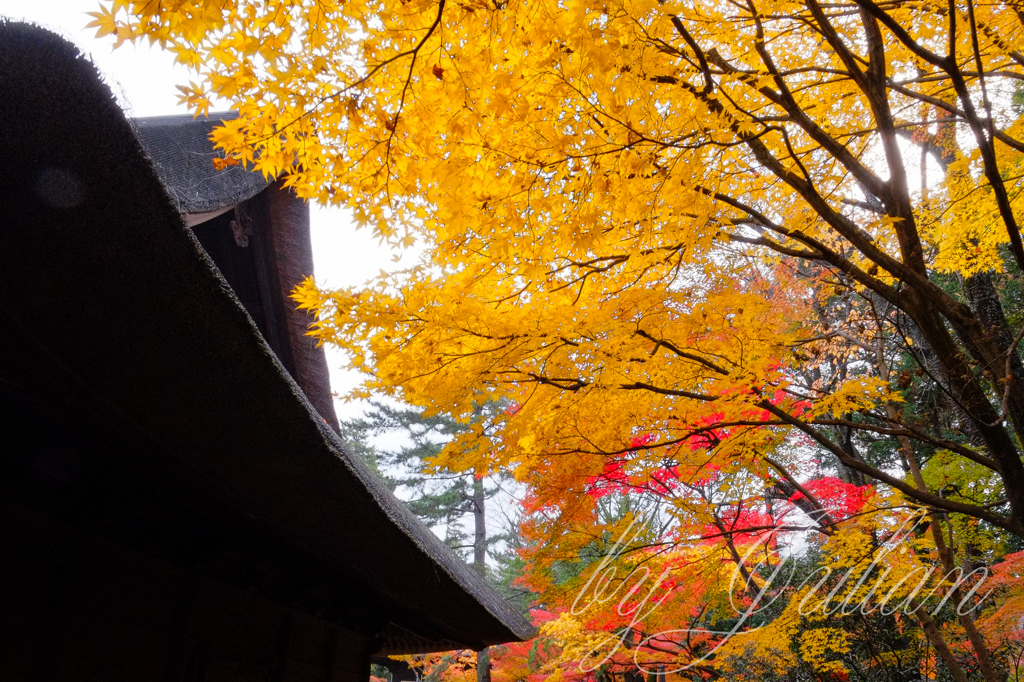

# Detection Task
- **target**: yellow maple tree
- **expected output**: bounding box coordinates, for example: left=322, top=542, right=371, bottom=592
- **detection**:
left=96, top=0, right=1024, bottom=677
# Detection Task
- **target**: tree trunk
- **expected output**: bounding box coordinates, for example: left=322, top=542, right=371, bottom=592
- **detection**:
left=876, top=349, right=1003, bottom=682
left=472, top=471, right=490, bottom=682
left=476, top=647, right=491, bottom=682
left=472, top=473, right=487, bottom=573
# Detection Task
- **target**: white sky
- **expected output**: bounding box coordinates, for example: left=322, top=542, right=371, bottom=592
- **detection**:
left=0, top=0, right=396, bottom=421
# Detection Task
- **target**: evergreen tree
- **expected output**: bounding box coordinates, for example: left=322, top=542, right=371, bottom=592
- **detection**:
left=342, top=401, right=531, bottom=682
left=342, top=400, right=512, bottom=570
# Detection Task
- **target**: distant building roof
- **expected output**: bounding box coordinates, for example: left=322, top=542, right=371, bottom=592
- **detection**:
left=133, top=112, right=270, bottom=216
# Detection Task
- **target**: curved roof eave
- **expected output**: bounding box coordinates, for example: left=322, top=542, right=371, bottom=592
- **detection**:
left=133, top=111, right=272, bottom=215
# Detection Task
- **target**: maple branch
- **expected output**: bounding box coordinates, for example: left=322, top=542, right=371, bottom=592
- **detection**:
left=749, top=0, right=890, bottom=201
left=668, top=16, right=715, bottom=94
left=885, top=79, right=1024, bottom=155
left=813, top=418, right=998, bottom=471
left=699, top=522, right=814, bottom=541
left=634, top=329, right=731, bottom=375
left=709, top=115, right=1012, bottom=406
left=231, top=0, right=456, bottom=161
left=764, top=456, right=837, bottom=531
left=618, top=382, right=718, bottom=401
left=725, top=232, right=824, bottom=260
left=523, top=373, right=587, bottom=391
left=702, top=186, right=907, bottom=310
left=848, top=0, right=950, bottom=70
left=758, top=401, right=1021, bottom=535
left=609, top=408, right=997, bottom=475
left=381, top=0, right=448, bottom=178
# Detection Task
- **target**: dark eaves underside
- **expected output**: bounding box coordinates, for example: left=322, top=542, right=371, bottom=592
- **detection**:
left=0, top=20, right=535, bottom=652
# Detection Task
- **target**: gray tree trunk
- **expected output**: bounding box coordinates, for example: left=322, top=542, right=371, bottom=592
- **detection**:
left=472, top=472, right=491, bottom=682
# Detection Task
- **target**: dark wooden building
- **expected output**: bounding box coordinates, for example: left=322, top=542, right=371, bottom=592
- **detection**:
left=132, top=111, right=341, bottom=435
left=0, top=21, right=533, bottom=682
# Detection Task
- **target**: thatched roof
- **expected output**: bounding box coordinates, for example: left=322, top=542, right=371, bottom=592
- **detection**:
left=0, top=20, right=534, bottom=653
left=133, top=112, right=271, bottom=216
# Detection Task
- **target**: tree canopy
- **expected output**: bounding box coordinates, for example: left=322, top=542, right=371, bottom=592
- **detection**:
left=96, top=0, right=1024, bottom=677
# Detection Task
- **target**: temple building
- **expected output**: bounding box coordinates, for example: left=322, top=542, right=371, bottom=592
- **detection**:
left=0, top=21, right=533, bottom=682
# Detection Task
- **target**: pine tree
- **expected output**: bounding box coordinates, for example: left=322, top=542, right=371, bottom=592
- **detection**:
left=343, top=401, right=529, bottom=682
left=342, top=400, right=511, bottom=568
